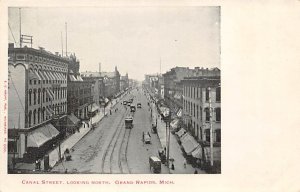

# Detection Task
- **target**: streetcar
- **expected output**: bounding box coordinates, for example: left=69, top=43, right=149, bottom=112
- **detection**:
left=125, top=116, right=133, bottom=129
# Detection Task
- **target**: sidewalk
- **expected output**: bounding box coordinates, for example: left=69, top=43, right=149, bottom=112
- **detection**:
left=14, top=98, right=120, bottom=172
left=150, top=101, right=204, bottom=174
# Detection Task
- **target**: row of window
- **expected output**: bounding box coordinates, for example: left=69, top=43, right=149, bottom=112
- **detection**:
left=184, top=99, right=221, bottom=122
left=28, top=87, right=67, bottom=106
left=184, top=86, right=221, bottom=102
left=28, top=103, right=67, bottom=127
left=29, top=79, right=67, bottom=85
left=26, top=55, right=68, bottom=70
left=186, top=120, right=221, bottom=143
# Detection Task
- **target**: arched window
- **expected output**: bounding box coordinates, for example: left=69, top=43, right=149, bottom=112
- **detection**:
left=38, top=89, right=41, bottom=104
left=33, top=109, right=36, bottom=125
left=42, top=107, right=45, bottom=121
left=28, top=110, right=32, bottom=127
left=28, top=89, right=32, bottom=106
left=33, top=89, right=37, bottom=105
left=37, top=108, right=40, bottom=123
left=42, top=88, right=45, bottom=102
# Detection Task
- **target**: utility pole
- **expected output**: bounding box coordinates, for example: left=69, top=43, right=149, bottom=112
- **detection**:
left=208, top=87, right=214, bottom=166
left=61, top=31, right=64, bottom=57
left=19, top=8, right=22, bottom=48
left=65, top=22, right=68, bottom=57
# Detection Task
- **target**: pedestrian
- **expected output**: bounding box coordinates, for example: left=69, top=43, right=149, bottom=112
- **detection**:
left=194, top=169, right=198, bottom=174
left=35, top=160, right=39, bottom=170
left=171, top=163, right=175, bottom=170
left=183, top=159, right=187, bottom=168
left=38, top=159, right=41, bottom=170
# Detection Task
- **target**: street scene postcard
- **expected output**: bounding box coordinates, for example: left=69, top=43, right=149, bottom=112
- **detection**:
left=6, top=6, right=221, bottom=174
left=1, top=1, right=300, bottom=192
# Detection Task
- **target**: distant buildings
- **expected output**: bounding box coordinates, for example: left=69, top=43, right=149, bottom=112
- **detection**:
left=81, top=66, right=124, bottom=104
left=67, top=54, right=93, bottom=121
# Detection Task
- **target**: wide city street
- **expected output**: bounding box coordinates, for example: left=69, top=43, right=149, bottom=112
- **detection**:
left=52, top=88, right=169, bottom=173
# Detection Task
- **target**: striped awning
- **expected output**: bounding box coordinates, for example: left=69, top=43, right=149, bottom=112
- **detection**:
left=27, top=124, right=59, bottom=148
left=46, top=89, right=54, bottom=101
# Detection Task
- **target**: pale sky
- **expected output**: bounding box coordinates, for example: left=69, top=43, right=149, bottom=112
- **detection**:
left=8, top=7, right=220, bottom=81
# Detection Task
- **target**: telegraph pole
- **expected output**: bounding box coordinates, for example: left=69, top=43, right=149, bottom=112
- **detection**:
left=208, top=87, right=214, bottom=166
left=65, top=22, right=68, bottom=57
left=19, top=8, right=22, bottom=48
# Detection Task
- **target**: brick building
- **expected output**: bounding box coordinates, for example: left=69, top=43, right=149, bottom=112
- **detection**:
left=8, top=44, right=68, bottom=166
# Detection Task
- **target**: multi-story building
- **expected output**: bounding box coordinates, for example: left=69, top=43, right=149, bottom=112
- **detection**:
left=120, top=73, right=129, bottom=92
left=163, top=67, right=221, bottom=118
left=81, top=66, right=121, bottom=100
left=181, top=76, right=221, bottom=167
left=8, top=44, right=68, bottom=166
left=67, top=54, right=93, bottom=120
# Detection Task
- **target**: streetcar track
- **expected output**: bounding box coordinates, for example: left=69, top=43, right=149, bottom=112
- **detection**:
left=101, top=107, right=129, bottom=173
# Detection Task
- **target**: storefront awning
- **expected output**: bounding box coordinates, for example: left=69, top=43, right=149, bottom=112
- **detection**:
left=181, top=134, right=200, bottom=155
left=67, top=114, right=80, bottom=125
left=177, top=108, right=182, bottom=117
left=192, top=146, right=203, bottom=159
left=46, top=89, right=54, bottom=101
left=69, top=75, right=77, bottom=81
left=27, top=124, right=59, bottom=148
left=174, top=92, right=182, bottom=100
left=170, top=118, right=179, bottom=129
left=176, top=128, right=186, bottom=138
left=90, top=103, right=100, bottom=112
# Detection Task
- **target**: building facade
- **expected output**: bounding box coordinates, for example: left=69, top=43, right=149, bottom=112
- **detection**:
left=8, top=44, right=68, bottom=166
left=181, top=76, right=221, bottom=144
left=67, top=55, right=93, bottom=120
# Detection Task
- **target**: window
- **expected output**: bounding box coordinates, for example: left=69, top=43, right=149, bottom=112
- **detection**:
left=205, top=108, right=210, bottom=122
left=28, top=90, right=32, bottom=106
left=33, top=89, right=36, bottom=105
left=38, top=108, right=40, bottom=123
left=216, top=108, right=221, bottom=122
left=194, top=87, right=196, bottom=99
left=42, top=108, right=45, bottom=121
left=28, top=111, right=32, bottom=127
left=197, top=105, right=199, bottom=119
left=205, top=129, right=210, bottom=142
left=38, top=89, right=41, bottom=104
left=193, top=103, right=196, bottom=117
left=8, top=141, right=17, bottom=153
left=205, top=88, right=209, bottom=102
left=216, top=129, right=221, bottom=143
left=216, top=87, right=221, bottom=102
left=42, top=89, right=45, bottom=102
left=33, top=110, right=36, bottom=125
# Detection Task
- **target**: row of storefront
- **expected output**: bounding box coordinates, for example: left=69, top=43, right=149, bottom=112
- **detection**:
left=148, top=87, right=221, bottom=173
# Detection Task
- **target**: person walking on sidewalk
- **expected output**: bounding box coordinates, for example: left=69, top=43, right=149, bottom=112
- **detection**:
left=183, top=159, right=187, bottom=168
